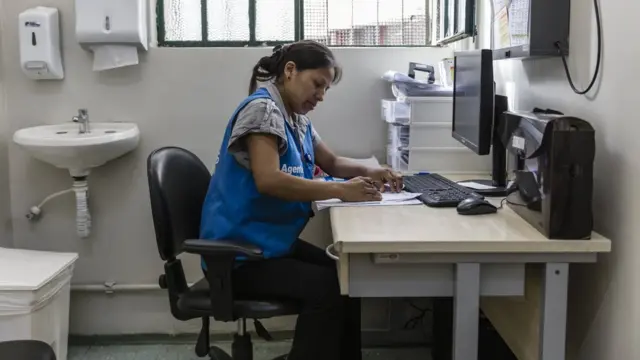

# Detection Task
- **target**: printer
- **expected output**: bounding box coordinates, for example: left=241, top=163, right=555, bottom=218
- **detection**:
left=500, top=110, right=596, bottom=239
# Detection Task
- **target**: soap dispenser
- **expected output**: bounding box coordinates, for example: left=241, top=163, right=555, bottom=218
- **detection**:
left=19, top=7, right=64, bottom=80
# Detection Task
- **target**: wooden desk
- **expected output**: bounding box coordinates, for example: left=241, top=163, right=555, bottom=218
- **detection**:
left=328, top=174, right=611, bottom=360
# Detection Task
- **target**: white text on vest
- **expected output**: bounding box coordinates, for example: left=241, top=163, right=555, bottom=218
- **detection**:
left=281, top=164, right=304, bottom=176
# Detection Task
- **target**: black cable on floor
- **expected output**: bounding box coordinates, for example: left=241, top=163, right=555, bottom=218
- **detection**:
left=402, top=300, right=431, bottom=342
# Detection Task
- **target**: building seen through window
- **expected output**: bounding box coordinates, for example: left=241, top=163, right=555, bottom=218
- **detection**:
left=159, top=0, right=431, bottom=47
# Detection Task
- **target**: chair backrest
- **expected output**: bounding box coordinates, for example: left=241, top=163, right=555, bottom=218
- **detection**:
left=147, top=146, right=211, bottom=260
left=0, top=340, right=56, bottom=360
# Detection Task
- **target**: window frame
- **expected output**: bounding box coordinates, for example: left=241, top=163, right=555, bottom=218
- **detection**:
left=156, top=0, right=434, bottom=48
left=433, top=0, right=476, bottom=45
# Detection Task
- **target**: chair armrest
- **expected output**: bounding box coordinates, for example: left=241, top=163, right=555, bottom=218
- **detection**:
left=183, top=239, right=263, bottom=322
left=184, top=239, right=264, bottom=260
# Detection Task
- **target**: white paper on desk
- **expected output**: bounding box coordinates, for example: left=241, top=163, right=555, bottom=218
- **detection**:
left=458, top=181, right=497, bottom=190
left=315, top=192, right=422, bottom=211
left=379, top=192, right=422, bottom=202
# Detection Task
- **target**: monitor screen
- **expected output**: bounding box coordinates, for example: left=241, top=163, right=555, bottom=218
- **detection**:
left=451, top=49, right=494, bottom=155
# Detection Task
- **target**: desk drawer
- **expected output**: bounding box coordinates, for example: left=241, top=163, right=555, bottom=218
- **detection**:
left=347, top=254, right=525, bottom=298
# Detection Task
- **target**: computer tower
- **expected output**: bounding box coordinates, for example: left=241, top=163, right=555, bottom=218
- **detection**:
left=492, top=0, right=570, bottom=60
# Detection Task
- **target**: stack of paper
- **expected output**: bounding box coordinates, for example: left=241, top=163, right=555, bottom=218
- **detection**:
left=312, top=155, right=422, bottom=210
left=315, top=191, right=423, bottom=211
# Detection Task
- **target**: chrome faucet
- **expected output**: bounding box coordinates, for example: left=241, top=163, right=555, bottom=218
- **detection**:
left=72, top=109, right=90, bottom=134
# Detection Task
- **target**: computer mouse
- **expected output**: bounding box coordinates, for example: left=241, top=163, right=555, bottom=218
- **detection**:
left=456, top=197, right=498, bottom=215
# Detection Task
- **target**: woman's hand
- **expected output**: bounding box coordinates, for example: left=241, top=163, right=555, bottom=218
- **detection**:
left=337, top=177, right=382, bottom=202
left=365, top=168, right=403, bottom=193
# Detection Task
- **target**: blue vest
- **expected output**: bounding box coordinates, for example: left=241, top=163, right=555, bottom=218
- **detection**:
left=199, top=88, right=315, bottom=259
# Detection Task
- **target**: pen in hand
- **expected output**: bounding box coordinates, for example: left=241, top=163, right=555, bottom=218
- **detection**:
left=338, top=177, right=382, bottom=202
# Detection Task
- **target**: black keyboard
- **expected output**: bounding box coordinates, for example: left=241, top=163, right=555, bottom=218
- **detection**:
left=403, top=173, right=483, bottom=207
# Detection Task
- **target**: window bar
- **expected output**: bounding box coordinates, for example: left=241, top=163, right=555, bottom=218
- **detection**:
left=249, top=0, right=257, bottom=43
left=376, top=0, right=379, bottom=46
left=156, top=0, right=167, bottom=45
left=294, top=0, right=300, bottom=40
left=325, top=0, right=329, bottom=44
left=401, top=0, right=405, bottom=44
left=201, top=0, right=208, bottom=42
left=350, top=0, right=354, bottom=45
left=426, top=0, right=431, bottom=45
left=296, top=0, right=304, bottom=41
left=453, top=0, right=459, bottom=34
left=444, top=0, right=449, bottom=38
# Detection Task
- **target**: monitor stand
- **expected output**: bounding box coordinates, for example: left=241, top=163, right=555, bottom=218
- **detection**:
left=460, top=95, right=510, bottom=197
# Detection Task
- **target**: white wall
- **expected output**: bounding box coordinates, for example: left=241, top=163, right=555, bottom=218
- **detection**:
left=469, top=0, right=639, bottom=359
left=0, top=0, right=12, bottom=248
left=0, top=0, right=453, bottom=334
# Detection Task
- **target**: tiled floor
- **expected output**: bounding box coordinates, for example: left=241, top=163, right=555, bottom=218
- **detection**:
left=68, top=341, right=431, bottom=359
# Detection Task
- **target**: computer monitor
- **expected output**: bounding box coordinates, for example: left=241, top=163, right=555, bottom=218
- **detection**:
left=452, top=49, right=509, bottom=196
left=452, top=50, right=494, bottom=155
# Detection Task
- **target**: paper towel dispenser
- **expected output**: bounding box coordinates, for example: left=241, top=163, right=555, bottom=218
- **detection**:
left=75, top=0, right=148, bottom=71
left=75, top=0, right=148, bottom=50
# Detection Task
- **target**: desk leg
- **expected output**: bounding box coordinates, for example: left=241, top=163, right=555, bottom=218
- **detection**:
left=453, top=263, right=480, bottom=360
left=539, top=263, right=569, bottom=360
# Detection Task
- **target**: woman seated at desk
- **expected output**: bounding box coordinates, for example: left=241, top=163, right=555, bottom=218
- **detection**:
left=199, top=40, right=402, bottom=360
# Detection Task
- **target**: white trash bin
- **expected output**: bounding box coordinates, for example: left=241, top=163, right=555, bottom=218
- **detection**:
left=0, top=247, right=78, bottom=360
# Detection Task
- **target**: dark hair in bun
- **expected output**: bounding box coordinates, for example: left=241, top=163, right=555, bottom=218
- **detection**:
left=248, top=40, right=342, bottom=94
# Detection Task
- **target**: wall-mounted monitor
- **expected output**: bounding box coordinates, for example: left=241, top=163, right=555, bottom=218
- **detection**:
left=492, top=0, right=570, bottom=60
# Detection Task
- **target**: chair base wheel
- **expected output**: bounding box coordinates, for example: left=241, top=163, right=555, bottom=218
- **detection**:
left=232, top=333, right=253, bottom=360
left=209, top=346, right=232, bottom=360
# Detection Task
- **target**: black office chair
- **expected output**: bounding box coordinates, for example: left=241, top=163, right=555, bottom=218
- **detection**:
left=0, top=340, right=56, bottom=360
left=147, top=146, right=299, bottom=360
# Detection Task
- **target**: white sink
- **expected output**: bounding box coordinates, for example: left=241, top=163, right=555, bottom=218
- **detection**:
left=13, top=122, right=140, bottom=177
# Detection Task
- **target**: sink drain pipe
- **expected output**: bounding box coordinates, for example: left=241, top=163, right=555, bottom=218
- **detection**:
left=73, top=178, right=91, bottom=238
left=26, top=177, right=92, bottom=238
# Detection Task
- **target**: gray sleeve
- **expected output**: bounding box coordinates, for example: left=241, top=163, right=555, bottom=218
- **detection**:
left=311, top=125, right=321, bottom=147
left=228, top=99, right=288, bottom=164
left=297, top=114, right=321, bottom=147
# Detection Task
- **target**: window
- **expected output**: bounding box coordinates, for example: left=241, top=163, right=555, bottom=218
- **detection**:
left=430, top=0, right=476, bottom=45
left=157, top=0, right=433, bottom=47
